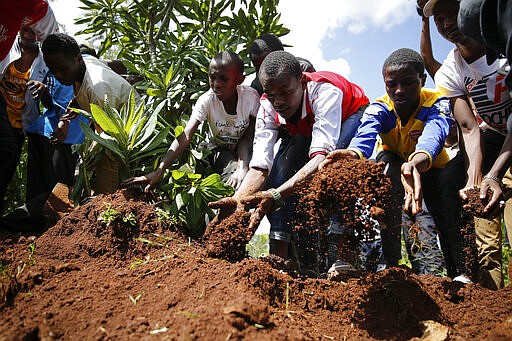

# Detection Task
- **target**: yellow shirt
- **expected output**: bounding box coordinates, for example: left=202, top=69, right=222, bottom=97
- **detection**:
left=0, top=62, right=30, bottom=128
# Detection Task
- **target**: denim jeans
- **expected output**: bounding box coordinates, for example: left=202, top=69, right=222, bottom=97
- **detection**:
left=376, top=151, right=446, bottom=275
left=266, top=133, right=311, bottom=242
left=336, top=106, right=365, bottom=149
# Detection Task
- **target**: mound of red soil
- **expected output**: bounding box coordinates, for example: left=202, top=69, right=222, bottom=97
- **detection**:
left=203, top=209, right=253, bottom=262
left=1, top=188, right=511, bottom=340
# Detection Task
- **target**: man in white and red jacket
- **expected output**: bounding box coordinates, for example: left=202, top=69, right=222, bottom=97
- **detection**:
left=210, top=50, right=369, bottom=261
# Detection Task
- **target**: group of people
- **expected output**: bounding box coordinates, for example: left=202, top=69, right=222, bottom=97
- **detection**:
left=1, top=0, right=512, bottom=290
left=0, top=0, right=136, bottom=229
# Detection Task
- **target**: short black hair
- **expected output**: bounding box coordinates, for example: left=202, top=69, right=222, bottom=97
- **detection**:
left=297, top=57, right=316, bottom=72
left=249, top=33, right=284, bottom=59
left=211, top=51, right=244, bottom=74
left=42, top=33, right=80, bottom=58
left=79, top=43, right=97, bottom=57
left=382, top=48, right=425, bottom=76
left=259, top=50, right=302, bottom=80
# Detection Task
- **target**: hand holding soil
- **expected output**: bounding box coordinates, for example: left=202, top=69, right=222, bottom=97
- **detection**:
left=400, top=162, right=423, bottom=215
left=319, top=148, right=358, bottom=170
left=240, top=191, right=274, bottom=230
left=480, top=177, right=504, bottom=213
left=207, top=196, right=244, bottom=227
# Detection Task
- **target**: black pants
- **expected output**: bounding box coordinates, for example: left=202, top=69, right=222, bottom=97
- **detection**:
left=0, top=114, right=24, bottom=214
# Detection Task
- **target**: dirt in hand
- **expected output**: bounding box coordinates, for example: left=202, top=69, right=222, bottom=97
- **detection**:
left=203, top=209, right=253, bottom=262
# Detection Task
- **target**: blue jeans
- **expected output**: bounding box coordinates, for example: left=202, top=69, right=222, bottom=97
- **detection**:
left=376, top=150, right=446, bottom=275
left=266, top=134, right=311, bottom=242
left=336, top=106, right=365, bottom=149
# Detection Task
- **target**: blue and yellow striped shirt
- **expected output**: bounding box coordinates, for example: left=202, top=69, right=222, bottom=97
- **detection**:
left=348, top=88, right=453, bottom=170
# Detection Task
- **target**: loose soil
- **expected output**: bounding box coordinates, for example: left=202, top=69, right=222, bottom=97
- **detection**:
left=1, top=162, right=512, bottom=340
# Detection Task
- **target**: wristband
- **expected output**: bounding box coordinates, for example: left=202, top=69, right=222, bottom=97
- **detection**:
left=267, top=188, right=284, bottom=211
left=483, top=173, right=503, bottom=186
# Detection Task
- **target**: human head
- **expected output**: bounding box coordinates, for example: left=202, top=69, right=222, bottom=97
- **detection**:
left=19, top=26, right=38, bottom=49
left=42, top=33, right=85, bottom=86
left=423, top=0, right=468, bottom=44
left=79, top=42, right=98, bottom=58
left=382, top=48, right=426, bottom=116
left=249, top=34, right=284, bottom=73
left=208, top=51, right=245, bottom=103
left=259, top=51, right=306, bottom=120
left=297, top=57, right=316, bottom=72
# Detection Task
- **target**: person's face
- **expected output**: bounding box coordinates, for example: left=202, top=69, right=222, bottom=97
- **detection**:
left=43, top=52, right=83, bottom=86
left=19, top=26, right=37, bottom=47
left=384, top=64, right=425, bottom=116
left=208, top=59, right=244, bottom=102
left=433, top=0, right=466, bottom=44
left=260, top=70, right=306, bottom=120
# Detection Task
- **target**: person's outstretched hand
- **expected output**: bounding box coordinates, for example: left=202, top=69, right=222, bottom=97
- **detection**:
left=207, top=197, right=244, bottom=227
left=240, top=191, right=274, bottom=231
left=121, top=169, right=162, bottom=192
left=319, top=149, right=358, bottom=170
left=401, top=162, right=423, bottom=215
left=225, top=166, right=248, bottom=190
left=480, top=177, right=503, bottom=213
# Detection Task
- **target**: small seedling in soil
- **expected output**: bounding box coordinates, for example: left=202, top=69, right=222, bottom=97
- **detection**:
left=122, top=212, right=137, bottom=226
left=97, top=202, right=120, bottom=226
left=129, top=294, right=142, bottom=305
left=27, top=243, right=36, bottom=266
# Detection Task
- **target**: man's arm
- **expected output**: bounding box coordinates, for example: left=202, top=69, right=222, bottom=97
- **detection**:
left=420, top=14, right=442, bottom=80
left=451, top=96, right=483, bottom=195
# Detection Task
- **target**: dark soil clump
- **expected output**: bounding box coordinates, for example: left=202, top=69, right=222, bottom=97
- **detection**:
left=203, top=209, right=253, bottom=262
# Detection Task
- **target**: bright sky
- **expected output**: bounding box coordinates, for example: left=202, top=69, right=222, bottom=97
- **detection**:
left=51, top=0, right=454, bottom=101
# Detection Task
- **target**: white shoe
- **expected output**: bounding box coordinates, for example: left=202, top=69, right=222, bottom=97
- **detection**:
left=328, top=260, right=357, bottom=274
left=453, top=274, right=473, bottom=284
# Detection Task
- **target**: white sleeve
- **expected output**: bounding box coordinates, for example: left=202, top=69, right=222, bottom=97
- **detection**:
left=249, top=100, right=279, bottom=170
left=309, top=83, right=343, bottom=156
left=190, top=91, right=211, bottom=123
left=435, top=50, right=467, bottom=98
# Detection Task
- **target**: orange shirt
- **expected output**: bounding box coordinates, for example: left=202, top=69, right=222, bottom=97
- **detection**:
left=0, top=62, right=30, bottom=128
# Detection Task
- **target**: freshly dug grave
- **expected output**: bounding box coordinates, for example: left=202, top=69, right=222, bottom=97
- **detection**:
left=0, top=187, right=511, bottom=340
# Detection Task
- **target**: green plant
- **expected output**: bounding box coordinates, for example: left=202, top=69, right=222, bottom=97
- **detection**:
left=72, top=92, right=171, bottom=203
left=97, top=203, right=121, bottom=226
left=27, top=243, right=36, bottom=266
left=160, top=171, right=233, bottom=237
left=246, top=233, right=269, bottom=258
left=122, top=212, right=137, bottom=226
left=76, top=0, right=289, bottom=124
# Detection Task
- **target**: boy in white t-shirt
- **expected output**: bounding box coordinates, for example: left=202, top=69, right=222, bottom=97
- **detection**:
left=123, top=51, right=260, bottom=190
left=422, top=0, right=512, bottom=289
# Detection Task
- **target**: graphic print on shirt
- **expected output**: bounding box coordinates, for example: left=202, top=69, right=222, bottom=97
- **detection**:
left=464, top=71, right=512, bottom=135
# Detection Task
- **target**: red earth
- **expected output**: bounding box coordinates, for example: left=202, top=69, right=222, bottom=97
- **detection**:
left=1, top=159, right=512, bottom=340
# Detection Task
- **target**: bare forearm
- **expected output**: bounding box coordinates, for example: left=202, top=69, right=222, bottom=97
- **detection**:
left=156, top=119, right=200, bottom=174
left=409, top=152, right=430, bottom=173
left=234, top=167, right=268, bottom=199
left=420, top=17, right=441, bottom=79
